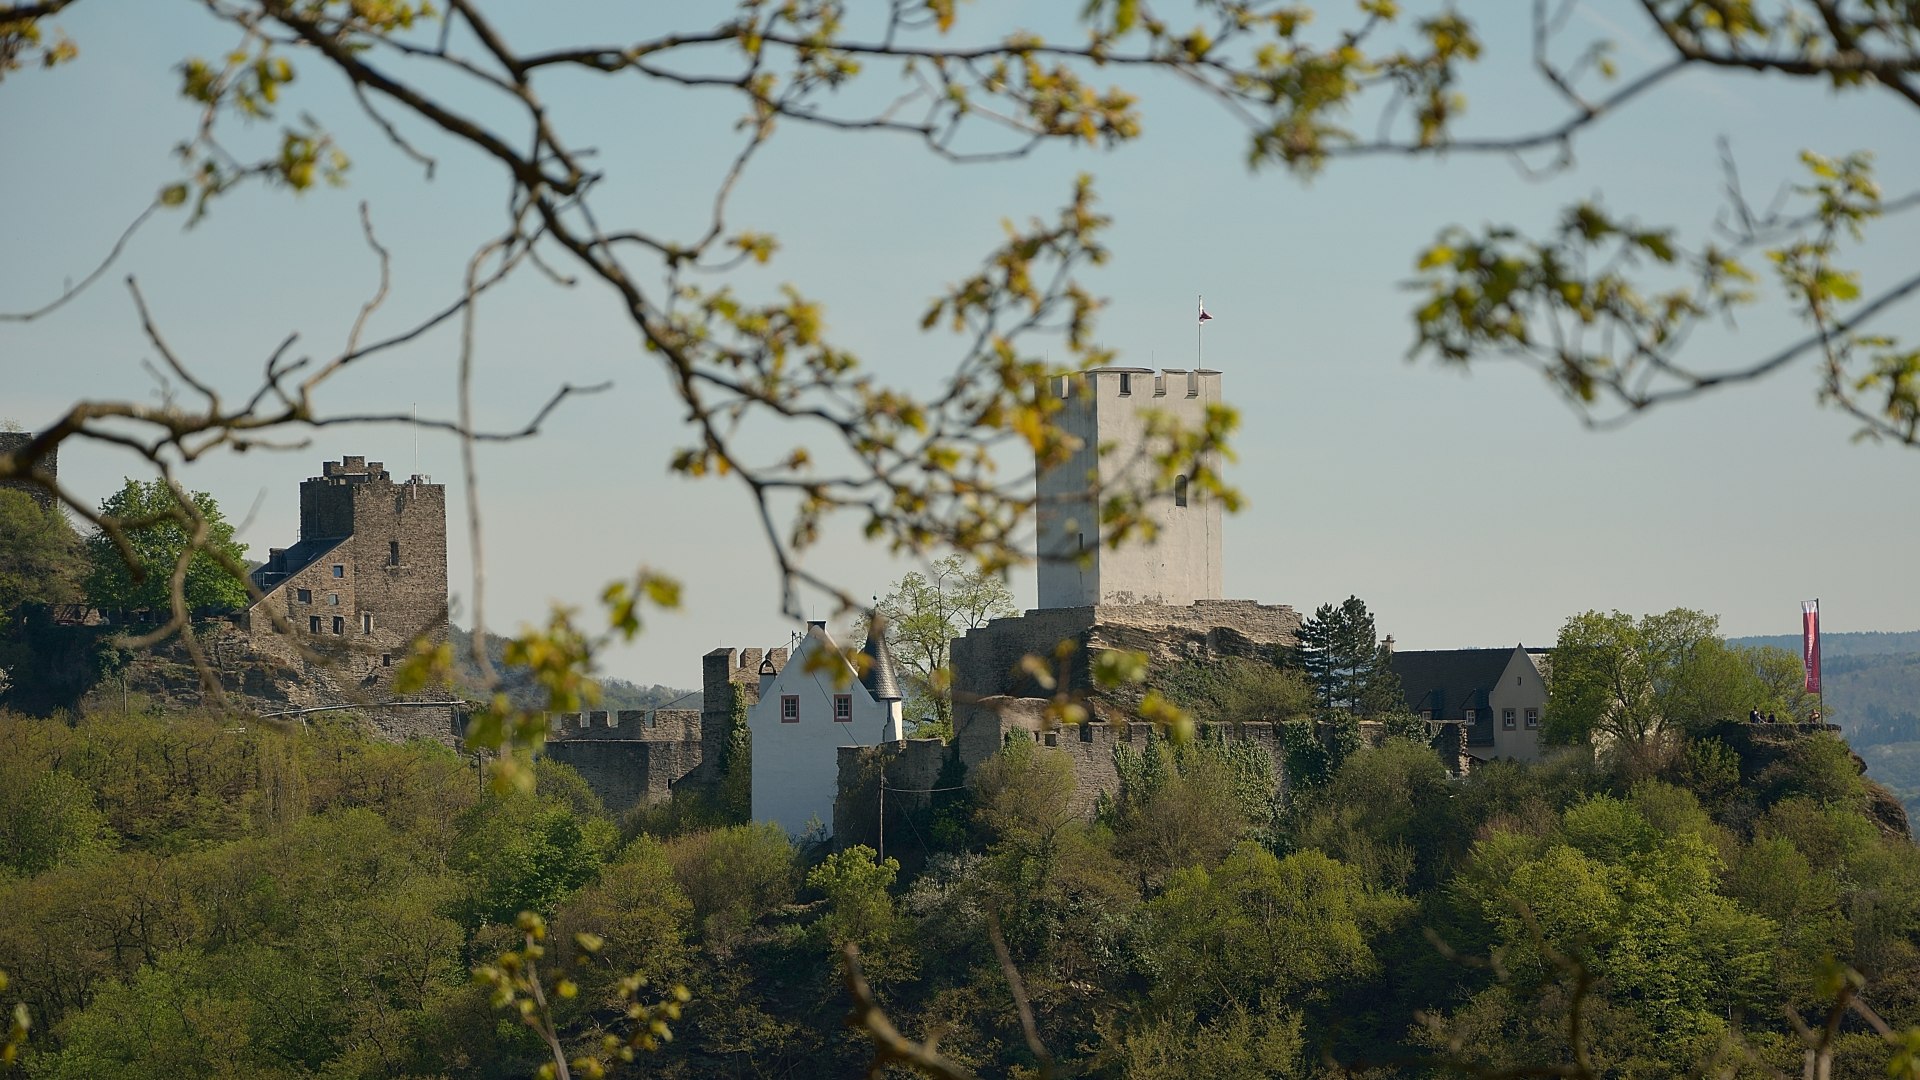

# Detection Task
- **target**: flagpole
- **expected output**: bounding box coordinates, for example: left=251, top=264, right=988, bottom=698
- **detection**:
left=1197, top=294, right=1203, bottom=366
left=1817, top=596, right=1825, bottom=725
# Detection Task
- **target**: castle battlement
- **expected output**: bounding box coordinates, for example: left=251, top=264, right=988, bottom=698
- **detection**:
left=241, top=454, right=449, bottom=697
left=546, top=707, right=701, bottom=742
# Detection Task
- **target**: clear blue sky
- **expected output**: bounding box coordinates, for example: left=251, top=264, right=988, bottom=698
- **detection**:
left=4, top=2, right=1916, bottom=689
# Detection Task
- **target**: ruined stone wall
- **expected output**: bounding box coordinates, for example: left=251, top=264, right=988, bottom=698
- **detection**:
left=951, top=600, right=1301, bottom=704
left=532, top=647, right=794, bottom=819
left=541, top=709, right=708, bottom=815
left=833, top=737, right=951, bottom=852
left=0, top=431, right=58, bottom=510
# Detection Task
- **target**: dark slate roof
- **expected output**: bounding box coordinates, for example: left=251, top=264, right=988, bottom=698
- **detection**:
left=249, top=536, right=347, bottom=599
left=1390, top=648, right=1518, bottom=747
left=859, top=615, right=902, bottom=701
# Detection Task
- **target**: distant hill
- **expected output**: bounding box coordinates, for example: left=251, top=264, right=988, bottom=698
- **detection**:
left=1730, top=630, right=1920, bottom=660
left=1730, top=631, right=1920, bottom=818
left=448, top=625, right=696, bottom=714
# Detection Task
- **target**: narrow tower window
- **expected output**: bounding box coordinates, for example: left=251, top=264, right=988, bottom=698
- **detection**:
left=1174, top=475, right=1189, bottom=507
left=1118, top=373, right=1132, bottom=396
left=389, top=540, right=400, bottom=566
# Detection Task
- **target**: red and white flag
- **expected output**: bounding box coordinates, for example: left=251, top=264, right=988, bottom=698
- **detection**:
left=1197, top=296, right=1213, bottom=324
left=1802, top=599, right=1822, bottom=695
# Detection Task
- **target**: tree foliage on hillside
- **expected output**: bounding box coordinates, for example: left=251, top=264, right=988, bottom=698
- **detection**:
left=81, top=479, right=248, bottom=614
left=1548, top=608, right=1820, bottom=769
left=5, top=684, right=1918, bottom=1078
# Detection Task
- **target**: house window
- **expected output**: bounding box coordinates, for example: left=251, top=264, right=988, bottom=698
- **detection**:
left=309, top=615, right=321, bottom=633
left=1420, top=710, right=1433, bottom=721
left=1118, top=373, right=1132, bottom=396
left=1525, top=708, right=1540, bottom=729
left=1464, top=708, right=1478, bottom=724
left=332, top=616, right=345, bottom=635
left=1174, top=475, right=1189, bottom=508
left=361, top=612, right=373, bottom=634
left=381, top=654, right=392, bottom=667
left=295, top=588, right=311, bottom=603
left=781, top=695, right=800, bottom=723
left=1502, top=708, right=1516, bottom=730
left=389, top=541, right=401, bottom=566
left=834, top=695, right=852, bottom=722
left=332, top=564, right=344, bottom=578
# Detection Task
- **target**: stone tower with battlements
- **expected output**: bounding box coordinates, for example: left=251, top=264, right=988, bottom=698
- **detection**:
left=244, top=456, right=448, bottom=689
left=1036, top=367, right=1225, bottom=608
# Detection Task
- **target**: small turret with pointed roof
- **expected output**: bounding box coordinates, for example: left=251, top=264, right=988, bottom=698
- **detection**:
left=859, top=612, right=903, bottom=702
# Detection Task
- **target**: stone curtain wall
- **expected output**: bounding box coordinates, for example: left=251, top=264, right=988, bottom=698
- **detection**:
left=547, top=708, right=703, bottom=742
left=833, top=738, right=951, bottom=852
left=542, top=708, right=706, bottom=815
left=530, top=647, right=792, bottom=820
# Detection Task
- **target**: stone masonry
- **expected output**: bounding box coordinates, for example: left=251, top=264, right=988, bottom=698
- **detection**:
left=950, top=599, right=1302, bottom=709
left=243, top=456, right=448, bottom=698
left=537, top=646, right=788, bottom=816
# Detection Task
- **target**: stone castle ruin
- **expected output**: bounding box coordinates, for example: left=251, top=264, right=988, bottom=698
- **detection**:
left=243, top=457, right=450, bottom=692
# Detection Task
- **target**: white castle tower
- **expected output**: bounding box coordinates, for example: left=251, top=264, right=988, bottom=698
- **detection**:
left=1035, top=367, right=1225, bottom=608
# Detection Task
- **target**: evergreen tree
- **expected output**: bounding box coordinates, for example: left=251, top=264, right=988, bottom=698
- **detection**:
left=1290, top=596, right=1399, bottom=717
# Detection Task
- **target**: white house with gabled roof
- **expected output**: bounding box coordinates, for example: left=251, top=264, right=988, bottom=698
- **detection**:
left=748, top=617, right=904, bottom=839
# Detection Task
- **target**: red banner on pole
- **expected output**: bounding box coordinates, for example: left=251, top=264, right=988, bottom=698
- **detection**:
left=1802, top=599, right=1822, bottom=695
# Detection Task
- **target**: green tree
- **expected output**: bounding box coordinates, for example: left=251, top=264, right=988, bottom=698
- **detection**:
left=1448, top=796, right=1781, bottom=1066
left=805, top=845, right=912, bottom=985
left=1106, top=733, right=1277, bottom=891
left=451, top=786, right=615, bottom=930
left=1139, top=844, right=1409, bottom=1017
left=82, top=479, right=248, bottom=613
left=553, top=836, right=693, bottom=1005
left=868, top=556, right=1018, bottom=736
left=662, top=822, right=795, bottom=950
left=0, top=490, right=84, bottom=629
left=0, top=768, right=113, bottom=879
left=1098, top=1003, right=1305, bottom=1080
left=1546, top=608, right=1768, bottom=769
left=1288, top=596, right=1401, bottom=717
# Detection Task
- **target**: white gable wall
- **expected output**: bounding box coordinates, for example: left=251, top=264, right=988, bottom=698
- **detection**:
left=1486, top=648, right=1549, bottom=763
left=749, top=627, right=903, bottom=839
